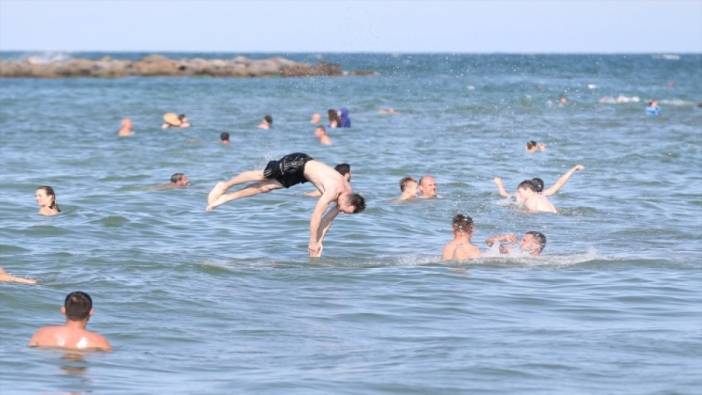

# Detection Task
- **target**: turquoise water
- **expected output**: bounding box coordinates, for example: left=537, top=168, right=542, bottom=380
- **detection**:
left=1, top=53, right=701, bottom=394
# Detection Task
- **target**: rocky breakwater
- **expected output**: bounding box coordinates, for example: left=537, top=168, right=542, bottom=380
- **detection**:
left=0, top=55, right=372, bottom=78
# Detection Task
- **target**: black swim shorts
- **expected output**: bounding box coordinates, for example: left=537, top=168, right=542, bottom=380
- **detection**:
left=263, top=153, right=313, bottom=188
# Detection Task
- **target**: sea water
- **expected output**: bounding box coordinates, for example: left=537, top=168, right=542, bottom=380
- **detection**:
left=1, top=53, right=701, bottom=394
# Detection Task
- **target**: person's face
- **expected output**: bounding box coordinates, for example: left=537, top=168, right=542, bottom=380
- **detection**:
left=35, top=189, right=52, bottom=207
left=517, top=187, right=533, bottom=202
left=177, top=176, right=190, bottom=187
left=520, top=234, right=540, bottom=255
left=314, top=127, right=324, bottom=138
left=404, top=181, right=418, bottom=196
left=419, top=178, right=437, bottom=197
left=337, top=193, right=357, bottom=214
left=122, top=118, right=132, bottom=128
left=311, top=113, right=321, bottom=124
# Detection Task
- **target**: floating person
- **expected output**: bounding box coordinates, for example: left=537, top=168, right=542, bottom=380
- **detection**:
left=28, top=291, right=112, bottom=351
left=442, top=214, right=480, bottom=261
left=206, top=153, right=366, bottom=257
left=526, top=140, right=546, bottom=153
left=152, top=173, right=191, bottom=190
left=493, top=164, right=584, bottom=213
left=485, top=231, right=546, bottom=256
left=162, top=113, right=191, bottom=129
left=310, top=112, right=322, bottom=125
left=418, top=176, right=437, bottom=199
left=396, top=177, right=418, bottom=201
left=258, top=114, right=273, bottom=129
left=0, top=266, right=36, bottom=284
left=116, top=117, right=134, bottom=137
left=645, top=100, right=660, bottom=116
left=314, top=125, right=332, bottom=145
left=327, top=109, right=340, bottom=128
left=379, top=107, right=399, bottom=115
left=220, top=132, right=230, bottom=145
left=339, top=107, right=351, bottom=128
left=559, top=95, right=569, bottom=106
left=36, top=186, right=60, bottom=216
left=306, top=163, right=351, bottom=197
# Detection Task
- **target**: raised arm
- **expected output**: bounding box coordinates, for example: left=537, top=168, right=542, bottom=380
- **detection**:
left=493, top=177, right=511, bottom=198
left=543, top=164, right=585, bottom=196
left=485, top=233, right=517, bottom=247
left=308, top=193, right=336, bottom=257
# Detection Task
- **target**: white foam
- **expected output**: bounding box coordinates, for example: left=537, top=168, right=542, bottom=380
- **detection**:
left=598, top=95, right=640, bottom=104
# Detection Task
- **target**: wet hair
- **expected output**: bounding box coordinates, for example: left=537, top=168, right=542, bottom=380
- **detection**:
left=64, top=291, right=92, bottom=321
left=518, top=179, right=538, bottom=192
left=526, top=140, right=538, bottom=150
left=37, top=185, right=60, bottom=212
left=399, top=176, right=416, bottom=192
left=348, top=193, right=366, bottom=213
left=170, top=173, right=185, bottom=184
left=327, top=109, right=339, bottom=123
left=525, top=231, right=547, bottom=252
left=531, top=177, right=544, bottom=193
left=452, top=214, right=474, bottom=233
left=418, top=176, right=434, bottom=186
left=220, top=132, right=230, bottom=141
left=178, top=114, right=186, bottom=121
left=334, top=163, right=351, bottom=176
left=264, top=114, right=273, bottom=125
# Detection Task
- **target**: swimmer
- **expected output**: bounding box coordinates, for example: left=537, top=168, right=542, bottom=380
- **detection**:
left=310, top=112, right=322, bottom=125
left=645, top=100, right=660, bottom=116
left=162, top=113, right=191, bottom=129
left=493, top=164, right=584, bottom=212
left=314, top=125, right=332, bottom=145
left=379, top=107, right=399, bottom=115
left=339, top=107, right=351, bottom=128
left=442, top=214, right=480, bottom=261
left=486, top=231, right=546, bottom=256
left=418, top=176, right=437, bottom=199
left=305, top=163, right=350, bottom=197
left=206, top=153, right=365, bottom=257
left=396, top=176, right=418, bottom=201
left=36, top=186, right=60, bottom=216
left=258, top=114, right=273, bottom=129
left=153, top=173, right=190, bottom=190
left=526, top=140, right=546, bottom=153
left=29, top=291, right=111, bottom=351
left=116, top=117, right=133, bottom=137
left=559, top=95, right=569, bottom=106
left=0, top=266, right=36, bottom=284
left=220, top=132, right=230, bottom=145
left=327, top=109, right=340, bottom=128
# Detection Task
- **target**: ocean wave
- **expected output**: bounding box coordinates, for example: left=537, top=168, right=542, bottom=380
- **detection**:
left=598, top=95, right=641, bottom=104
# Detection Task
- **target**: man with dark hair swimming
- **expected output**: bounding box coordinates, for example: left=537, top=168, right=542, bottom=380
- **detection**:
left=207, top=153, right=365, bottom=257
left=442, top=214, right=480, bottom=261
left=29, top=291, right=111, bottom=351
left=486, top=231, right=547, bottom=256
left=493, top=164, right=584, bottom=213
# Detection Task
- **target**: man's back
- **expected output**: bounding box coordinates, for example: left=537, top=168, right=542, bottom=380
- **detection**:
left=524, top=195, right=557, bottom=213
left=29, top=325, right=111, bottom=351
left=304, top=160, right=349, bottom=197
left=443, top=240, right=480, bottom=261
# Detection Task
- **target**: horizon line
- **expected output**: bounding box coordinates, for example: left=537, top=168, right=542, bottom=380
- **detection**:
left=1, top=49, right=700, bottom=55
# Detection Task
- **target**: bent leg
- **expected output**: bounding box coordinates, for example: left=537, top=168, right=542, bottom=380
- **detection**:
left=207, top=170, right=266, bottom=206
left=207, top=180, right=283, bottom=211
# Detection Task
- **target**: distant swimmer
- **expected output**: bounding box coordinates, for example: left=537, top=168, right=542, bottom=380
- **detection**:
left=559, top=95, right=569, bottom=106
left=442, top=214, right=480, bottom=261
left=418, top=176, right=437, bottom=199
left=305, top=163, right=350, bottom=197
left=310, top=112, right=322, bottom=125
left=258, top=114, right=273, bottom=129
left=162, top=113, right=191, bottom=129
left=645, top=100, right=660, bottom=116
left=116, top=117, right=134, bottom=137
left=29, top=291, right=112, bottom=352
left=486, top=231, right=546, bottom=256
left=339, top=107, right=351, bottom=128
left=220, top=132, right=230, bottom=145
left=396, top=176, right=418, bottom=201
left=207, top=153, right=365, bottom=257
left=379, top=107, right=399, bottom=115
left=152, top=173, right=190, bottom=190
left=0, top=266, right=36, bottom=284
left=493, top=164, right=584, bottom=213
left=526, top=140, right=546, bottom=153
left=36, top=186, right=60, bottom=216
left=314, top=125, right=332, bottom=145
left=327, top=109, right=340, bottom=128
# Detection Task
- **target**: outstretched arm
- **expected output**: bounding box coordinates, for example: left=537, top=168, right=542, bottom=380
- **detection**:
left=0, top=267, right=36, bottom=285
left=493, top=177, right=511, bottom=198
left=485, top=233, right=517, bottom=247
left=543, top=165, right=585, bottom=196
left=316, top=207, right=340, bottom=244
left=309, top=194, right=336, bottom=257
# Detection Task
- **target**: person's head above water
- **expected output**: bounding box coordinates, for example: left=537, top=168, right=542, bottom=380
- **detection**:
left=264, top=115, right=273, bottom=125
left=334, top=163, right=351, bottom=181
left=121, top=117, right=133, bottom=129
left=521, top=231, right=546, bottom=256
left=63, top=291, right=93, bottom=322
left=170, top=173, right=190, bottom=187
left=314, top=125, right=326, bottom=138
left=337, top=192, right=365, bottom=214
left=339, top=107, right=351, bottom=128
left=220, top=132, right=230, bottom=144
left=310, top=112, right=321, bottom=125
left=327, top=109, right=339, bottom=125
left=36, top=185, right=60, bottom=214
left=418, top=176, right=437, bottom=198
left=452, top=214, right=474, bottom=235
left=530, top=177, right=544, bottom=193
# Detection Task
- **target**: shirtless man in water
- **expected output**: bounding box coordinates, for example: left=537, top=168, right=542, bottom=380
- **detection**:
left=207, top=153, right=365, bottom=257
left=493, top=164, right=584, bottom=213
left=442, top=214, right=480, bottom=261
left=486, top=231, right=546, bottom=256
left=29, top=291, right=111, bottom=351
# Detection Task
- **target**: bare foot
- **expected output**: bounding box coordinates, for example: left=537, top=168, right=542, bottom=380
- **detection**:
left=207, top=182, right=228, bottom=208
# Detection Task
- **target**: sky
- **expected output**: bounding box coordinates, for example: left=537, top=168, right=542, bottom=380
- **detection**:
left=1, top=0, right=701, bottom=53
